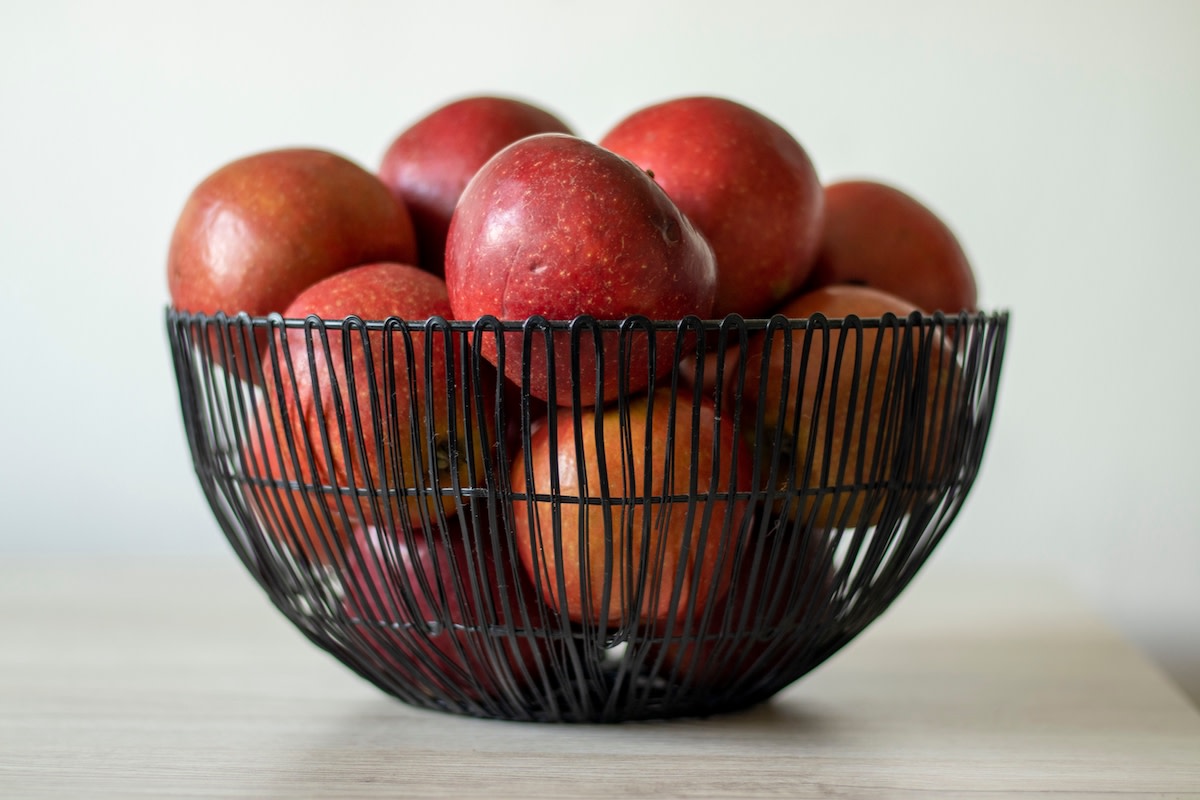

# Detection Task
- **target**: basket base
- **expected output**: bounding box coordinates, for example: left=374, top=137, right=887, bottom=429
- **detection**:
left=342, top=638, right=829, bottom=724
left=367, top=669, right=788, bottom=724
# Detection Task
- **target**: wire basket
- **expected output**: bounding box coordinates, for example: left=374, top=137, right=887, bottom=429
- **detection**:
left=166, top=308, right=1008, bottom=723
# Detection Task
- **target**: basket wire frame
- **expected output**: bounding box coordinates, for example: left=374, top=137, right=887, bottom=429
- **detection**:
left=166, top=308, right=1009, bottom=723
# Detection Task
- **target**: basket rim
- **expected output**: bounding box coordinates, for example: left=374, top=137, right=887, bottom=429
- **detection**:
left=165, top=306, right=1010, bottom=333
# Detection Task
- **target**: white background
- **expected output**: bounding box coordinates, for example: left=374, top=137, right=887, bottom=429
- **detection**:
left=3, top=1, right=1197, bottom=705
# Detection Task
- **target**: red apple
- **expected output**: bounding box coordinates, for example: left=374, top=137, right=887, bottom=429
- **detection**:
left=510, top=387, right=753, bottom=629
left=647, top=525, right=835, bottom=692
left=341, top=521, right=550, bottom=707
left=444, top=133, right=717, bottom=406
left=600, top=96, right=824, bottom=319
left=378, top=96, right=573, bottom=276
left=807, top=180, right=977, bottom=313
left=246, top=262, right=492, bottom=563
left=676, top=339, right=743, bottom=397
left=734, top=284, right=956, bottom=528
left=168, top=148, right=417, bottom=319
left=241, top=371, right=333, bottom=560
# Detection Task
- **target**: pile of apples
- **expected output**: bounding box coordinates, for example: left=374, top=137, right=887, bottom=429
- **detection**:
left=167, top=95, right=978, bottom=696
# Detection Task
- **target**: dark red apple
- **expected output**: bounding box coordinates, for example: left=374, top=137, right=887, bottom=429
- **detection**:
left=599, top=96, right=824, bottom=319
left=168, top=148, right=417, bottom=319
left=445, top=133, right=717, bottom=406
left=246, top=262, right=492, bottom=563
left=510, top=387, right=753, bottom=629
left=378, top=96, right=573, bottom=276
left=734, top=284, right=956, bottom=528
left=341, top=521, right=550, bottom=706
left=647, top=525, right=835, bottom=692
left=807, top=180, right=977, bottom=314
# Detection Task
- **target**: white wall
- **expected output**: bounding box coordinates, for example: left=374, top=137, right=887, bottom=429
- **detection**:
left=3, top=0, right=1197, bottom=704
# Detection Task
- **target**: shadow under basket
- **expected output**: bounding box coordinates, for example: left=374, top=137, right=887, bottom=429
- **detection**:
left=166, top=308, right=1009, bottom=723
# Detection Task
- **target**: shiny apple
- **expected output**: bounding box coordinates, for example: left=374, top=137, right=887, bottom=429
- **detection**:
left=444, top=133, right=717, bottom=406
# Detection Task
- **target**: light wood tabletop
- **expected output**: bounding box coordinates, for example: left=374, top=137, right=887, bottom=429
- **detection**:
left=2, top=557, right=1198, bottom=799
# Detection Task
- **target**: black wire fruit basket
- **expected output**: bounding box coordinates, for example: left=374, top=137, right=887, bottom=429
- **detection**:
left=166, top=308, right=1008, bottom=723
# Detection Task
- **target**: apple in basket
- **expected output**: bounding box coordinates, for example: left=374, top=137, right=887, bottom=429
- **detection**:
left=444, top=133, right=717, bottom=406
left=734, top=284, right=958, bottom=529
left=378, top=95, right=573, bottom=276
left=600, top=95, right=825, bottom=319
left=647, top=524, right=837, bottom=693
left=167, top=147, right=417, bottom=322
left=806, top=179, right=977, bottom=314
left=510, top=387, right=754, bottom=630
left=340, top=521, right=551, bottom=707
left=243, top=262, right=492, bottom=564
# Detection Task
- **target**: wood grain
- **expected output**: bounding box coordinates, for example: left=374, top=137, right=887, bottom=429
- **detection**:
left=2, top=559, right=1198, bottom=798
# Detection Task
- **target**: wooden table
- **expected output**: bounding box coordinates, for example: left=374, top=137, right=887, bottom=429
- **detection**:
left=2, top=558, right=1198, bottom=798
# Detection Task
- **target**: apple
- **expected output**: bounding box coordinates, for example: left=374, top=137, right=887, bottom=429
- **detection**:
left=378, top=96, right=573, bottom=276
left=341, top=521, right=550, bottom=707
left=246, top=262, right=492, bottom=563
left=444, top=133, right=717, bottom=406
left=647, top=524, right=835, bottom=693
left=676, top=338, right=744, bottom=397
left=168, top=148, right=417, bottom=321
left=241, top=372, right=333, bottom=561
left=510, top=387, right=753, bottom=629
left=599, top=96, right=824, bottom=319
left=806, top=180, right=977, bottom=314
left=497, top=373, right=549, bottom=459
left=734, top=284, right=956, bottom=529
